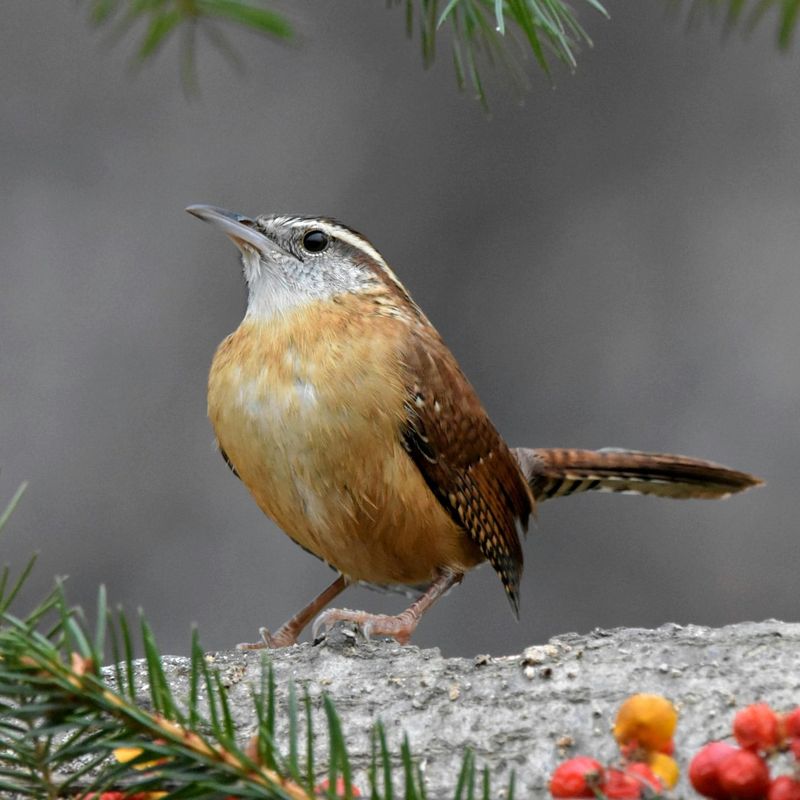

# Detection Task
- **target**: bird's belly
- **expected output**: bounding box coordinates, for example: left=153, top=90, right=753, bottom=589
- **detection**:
left=208, top=317, right=483, bottom=585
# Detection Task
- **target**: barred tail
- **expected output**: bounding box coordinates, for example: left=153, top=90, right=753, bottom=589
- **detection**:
left=511, top=447, right=764, bottom=503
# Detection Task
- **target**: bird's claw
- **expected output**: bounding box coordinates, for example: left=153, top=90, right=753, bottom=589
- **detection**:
left=312, top=608, right=415, bottom=645
left=236, top=626, right=297, bottom=650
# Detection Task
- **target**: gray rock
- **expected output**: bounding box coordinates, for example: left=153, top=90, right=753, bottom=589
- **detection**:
left=119, top=620, right=800, bottom=797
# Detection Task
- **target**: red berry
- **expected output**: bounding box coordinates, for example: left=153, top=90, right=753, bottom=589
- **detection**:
left=790, top=738, right=800, bottom=760
left=718, top=749, right=771, bottom=799
left=81, top=794, right=154, bottom=800
left=315, top=777, right=362, bottom=797
left=549, top=757, right=604, bottom=798
left=602, top=769, right=642, bottom=799
left=734, top=704, right=781, bottom=752
left=659, top=738, right=675, bottom=756
left=689, top=741, right=739, bottom=799
left=769, top=776, right=800, bottom=800
left=80, top=794, right=125, bottom=799
left=784, top=709, right=800, bottom=739
left=619, top=739, right=642, bottom=760
left=625, top=762, right=663, bottom=791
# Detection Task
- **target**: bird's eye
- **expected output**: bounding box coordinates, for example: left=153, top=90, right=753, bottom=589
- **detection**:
left=302, top=230, right=329, bottom=253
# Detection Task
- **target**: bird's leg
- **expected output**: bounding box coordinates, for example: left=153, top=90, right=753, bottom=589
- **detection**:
left=312, top=569, right=464, bottom=645
left=237, top=574, right=349, bottom=650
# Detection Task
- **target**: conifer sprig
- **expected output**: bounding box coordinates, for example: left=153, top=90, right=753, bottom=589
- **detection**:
left=671, top=0, right=800, bottom=48
left=78, top=1, right=799, bottom=102
left=78, top=0, right=607, bottom=101
left=0, top=487, right=510, bottom=799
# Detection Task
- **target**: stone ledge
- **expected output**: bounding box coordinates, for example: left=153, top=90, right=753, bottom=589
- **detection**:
left=123, top=620, right=800, bottom=797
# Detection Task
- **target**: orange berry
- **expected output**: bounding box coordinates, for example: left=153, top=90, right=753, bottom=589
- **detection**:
left=718, top=749, right=771, bottom=799
left=549, top=756, right=605, bottom=798
left=689, top=741, right=739, bottom=799
left=602, top=768, right=642, bottom=799
left=648, top=752, right=680, bottom=789
left=112, top=744, right=168, bottom=773
left=112, top=746, right=143, bottom=764
left=613, top=694, right=677, bottom=751
left=734, top=704, right=781, bottom=752
left=769, top=776, right=800, bottom=800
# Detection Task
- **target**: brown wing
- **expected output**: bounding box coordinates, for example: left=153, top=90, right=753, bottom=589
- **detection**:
left=399, top=324, right=534, bottom=615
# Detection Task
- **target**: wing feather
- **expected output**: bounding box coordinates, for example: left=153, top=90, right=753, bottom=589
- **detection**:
left=399, top=325, right=533, bottom=614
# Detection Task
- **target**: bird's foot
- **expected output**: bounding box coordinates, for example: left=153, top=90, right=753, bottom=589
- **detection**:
left=236, top=625, right=298, bottom=650
left=312, top=607, right=418, bottom=645
left=235, top=575, right=351, bottom=650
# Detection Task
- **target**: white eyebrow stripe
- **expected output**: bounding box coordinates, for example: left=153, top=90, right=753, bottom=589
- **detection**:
left=319, top=223, right=414, bottom=297
left=323, top=224, right=388, bottom=268
left=277, top=216, right=386, bottom=266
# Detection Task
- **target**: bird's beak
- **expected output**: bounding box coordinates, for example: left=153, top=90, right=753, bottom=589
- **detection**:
left=186, top=205, right=290, bottom=259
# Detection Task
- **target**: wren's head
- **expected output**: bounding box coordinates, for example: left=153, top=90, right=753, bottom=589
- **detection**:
left=186, top=205, right=415, bottom=320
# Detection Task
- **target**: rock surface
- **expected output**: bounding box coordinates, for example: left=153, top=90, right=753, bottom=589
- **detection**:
left=135, top=620, right=800, bottom=797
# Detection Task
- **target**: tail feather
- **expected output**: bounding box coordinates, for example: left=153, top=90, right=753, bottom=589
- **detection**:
left=511, top=447, right=764, bottom=503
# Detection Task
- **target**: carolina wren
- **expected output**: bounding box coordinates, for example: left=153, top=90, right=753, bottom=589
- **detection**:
left=187, top=205, right=763, bottom=648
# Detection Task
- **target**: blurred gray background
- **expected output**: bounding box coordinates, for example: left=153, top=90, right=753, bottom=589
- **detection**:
left=1, top=1, right=797, bottom=658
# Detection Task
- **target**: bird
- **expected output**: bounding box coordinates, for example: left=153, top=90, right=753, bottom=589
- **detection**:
left=186, top=204, right=763, bottom=649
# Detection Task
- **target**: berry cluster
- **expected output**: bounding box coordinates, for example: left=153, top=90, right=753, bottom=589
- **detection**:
left=549, top=694, right=680, bottom=798
left=690, top=704, right=800, bottom=800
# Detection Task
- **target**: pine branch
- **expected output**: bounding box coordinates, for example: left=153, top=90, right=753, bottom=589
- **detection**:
left=0, top=487, right=510, bottom=799
left=80, top=0, right=293, bottom=94
left=75, top=0, right=800, bottom=103
left=669, top=0, right=800, bottom=48
left=1, top=586, right=338, bottom=797
left=404, top=0, right=608, bottom=104
left=77, top=0, right=607, bottom=102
